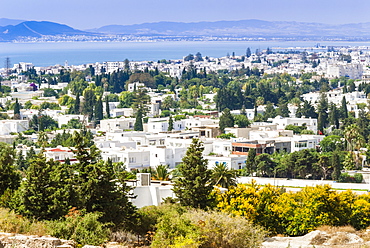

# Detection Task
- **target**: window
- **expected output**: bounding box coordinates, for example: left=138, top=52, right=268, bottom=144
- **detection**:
left=295, top=142, right=307, bottom=148
left=129, top=157, right=136, bottom=163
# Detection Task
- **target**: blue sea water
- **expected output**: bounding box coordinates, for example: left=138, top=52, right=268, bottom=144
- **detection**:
left=1, top=40, right=370, bottom=67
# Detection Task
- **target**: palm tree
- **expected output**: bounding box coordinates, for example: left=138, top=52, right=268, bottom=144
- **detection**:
left=210, top=163, right=237, bottom=188
left=344, top=124, right=364, bottom=151
left=153, top=165, right=170, bottom=181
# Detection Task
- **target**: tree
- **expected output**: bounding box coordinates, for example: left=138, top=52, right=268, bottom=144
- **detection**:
left=320, top=135, right=343, bottom=152
left=255, top=153, right=276, bottom=177
left=134, top=108, right=144, bottom=131
left=173, top=138, right=213, bottom=209
left=82, top=88, right=96, bottom=120
left=340, top=96, right=348, bottom=119
left=13, top=98, right=20, bottom=119
left=95, top=96, right=103, bottom=122
left=317, top=93, right=328, bottom=133
left=15, top=154, right=71, bottom=220
left=210, top=163, right=237, bottom=188
left=71, top=131, right=136, bottom=227
left=234, top=114, right=250, bottom=128
left=246, top=47, right=252, bottom=58
left=168, top=115, right=174, bottom=131
left=331, top=151, right=342, bottom=180
left=344, top=124, right=364, bottom=151
left=219, top=108, right=234, bottom=132
left=70, top=92, right=80, bottom=114
left=105, top=96, right=110, bottom=119
left=245, top=148, right=257, bottom=176
left=328, top=103, right=340, bottom=129
left=0, top=143, right=20, bottom=197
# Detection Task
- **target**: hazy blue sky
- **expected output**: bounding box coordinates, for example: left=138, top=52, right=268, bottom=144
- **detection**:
left=1, top=0, right=369, bottom=29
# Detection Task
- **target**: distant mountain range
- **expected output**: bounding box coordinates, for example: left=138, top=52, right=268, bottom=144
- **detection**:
left=91, top=20, right=370, bottom=38
left=0, top=21, right=89, bottom=41
left=1, top=19, right=370, bottom=41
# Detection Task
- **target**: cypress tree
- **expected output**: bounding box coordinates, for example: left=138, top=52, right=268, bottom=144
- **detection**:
left=173, top=138, right=213, bottom=209
left=13, top=98, right=20, bottom=119
left=134, top=109, right=143, bottom=131
left=168, top=115, right=174, bottom=131
left=340, top=96, right=348, bottom=119
left=73, top=92, right=80, bottom=114
left=95, top=96, right=103, bottom=122
left=105, top=96, right=110, bottom=119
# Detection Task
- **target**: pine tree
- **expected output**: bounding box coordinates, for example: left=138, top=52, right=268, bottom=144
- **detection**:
left=173, top=138, right=213, bottom=209
left=17, top=154, right=70, bottom=220
left=168, top=115, right=174, bottom=131
left=71, top=131, right=136, bottom=226
left=0, top=143, right=20, bottom=197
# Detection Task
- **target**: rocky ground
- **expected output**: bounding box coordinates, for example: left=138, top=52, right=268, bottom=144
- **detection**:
left=2, top=229, right=370, bottom=248
left=262, top=229, right=370, bottom=248
left=0, top=233, right=137, bottom=248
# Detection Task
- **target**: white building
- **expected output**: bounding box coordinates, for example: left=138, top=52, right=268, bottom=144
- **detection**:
left=269, top=116, right=318, bottom=134
left=99, top=117, right=135, bottom=132
left=0, top=120, right=29, bottom=135
left=205, top=154, right=247, bottom=170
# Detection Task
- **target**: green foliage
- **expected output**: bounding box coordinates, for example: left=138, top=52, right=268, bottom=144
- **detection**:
left=61, top=118, right=83, bottom=129
left=217, top=183, right=370, bottom=236
left=219, top=108, right=234, bottom=132
left=48, top=211, right=109, bottom=246
left=234, top=114, right=250, bottom=128
left=285, top=124, right=308, bottom=134
left=0, top=143, right=20, bottom=203
left=320, top=135, right=343, bottom=152
left=151, top=206, right=265, bottom=248
left=14, top=154, right=71, bottom=220
left=43, top=88, right=58, bottom=98
left=173, top=138, right=213, bottom=209
left=217, top=133, right=236, bottom=139
left=338, top=172, right=363, bottom=183
left=210, top=163, right=237, bottom=188
left=152, top=165, right=170, bottom=181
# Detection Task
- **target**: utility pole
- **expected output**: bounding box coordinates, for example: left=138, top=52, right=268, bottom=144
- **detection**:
left=4, top=57, right=10, bottom=77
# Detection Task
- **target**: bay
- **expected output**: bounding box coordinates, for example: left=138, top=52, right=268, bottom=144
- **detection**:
left=1, top=40, right=370, bottom=67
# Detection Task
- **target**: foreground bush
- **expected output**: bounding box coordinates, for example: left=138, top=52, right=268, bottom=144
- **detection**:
left=48, top=210, right=109, bottom=246
left=0, top=208, right=48, bottom=235
left=151, top=208, right=265, bottom=248
left=0, top=207, right=109, bottom=246
left=217, top=182, right=370, bottom=236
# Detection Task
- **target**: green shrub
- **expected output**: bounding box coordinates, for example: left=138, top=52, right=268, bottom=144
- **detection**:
left=0, top=208, right=48, bottom=235
left=354, top=173, right=363, bottom=183
left=48, top=210, right=109, bottom=246
left=151, top=207, right=265, bottom=248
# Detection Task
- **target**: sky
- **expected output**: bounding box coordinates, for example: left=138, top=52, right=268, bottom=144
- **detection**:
left=1, top=0, right=370, bottom=30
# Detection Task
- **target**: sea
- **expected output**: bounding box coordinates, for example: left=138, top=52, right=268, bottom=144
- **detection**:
left=1, top=40, right=370, bottom=67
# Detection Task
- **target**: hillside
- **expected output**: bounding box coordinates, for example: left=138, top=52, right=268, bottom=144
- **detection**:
left=0, top=21, right=90, bottom=41
left=90, top=19, right=370, bottom=38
